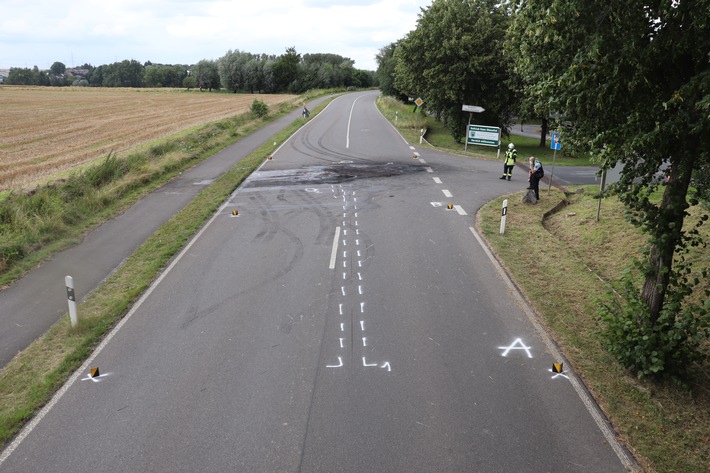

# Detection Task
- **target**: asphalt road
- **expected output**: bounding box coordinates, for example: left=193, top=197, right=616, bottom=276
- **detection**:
left=1, top=92, right=634, bottom=472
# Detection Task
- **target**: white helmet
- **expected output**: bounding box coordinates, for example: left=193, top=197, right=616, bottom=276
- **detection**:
left=508, top=143, right=514, bottom=150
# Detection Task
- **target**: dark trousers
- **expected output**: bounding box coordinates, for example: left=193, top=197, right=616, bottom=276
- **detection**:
left=503, top=164, right=514, bottom=178
left=530, top=172, right=543, bottom=199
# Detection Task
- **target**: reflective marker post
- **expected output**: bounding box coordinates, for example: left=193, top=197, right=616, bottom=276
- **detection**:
left=65, top=275, right=78, bottom=328
left=500, top=199, right=508, bottom=234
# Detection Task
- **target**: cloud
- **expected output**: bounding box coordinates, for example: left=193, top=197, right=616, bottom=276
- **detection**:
left=0, top=0, right=429, bottom=70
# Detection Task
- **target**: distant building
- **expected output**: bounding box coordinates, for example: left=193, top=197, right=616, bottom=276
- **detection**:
left=0, top=69, right=9, bottom=83
left=66, top=68, right=90, bottom=78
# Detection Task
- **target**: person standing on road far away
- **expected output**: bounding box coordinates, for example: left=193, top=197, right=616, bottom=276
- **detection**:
left=302, top=106, right=310, bottom=118
left=500, top=142, right=517, bottom=180
left=527, top=156, right=544, bottom=200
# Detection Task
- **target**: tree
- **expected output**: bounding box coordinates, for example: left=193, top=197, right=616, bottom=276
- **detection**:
left=509, top=0, right=710, bottom=377
left=376, top=42, right=405, bottom=99
left=271, top=47, right=301, bottom=91
left=193, top=60, right=220, bottom=91
left=50, top=61, right=66, bottom=75
left=393, top=0, right=515, bottom=141
left=102, top=60, right=144, bottom=87
left=218, top=50, right=253, bottom=92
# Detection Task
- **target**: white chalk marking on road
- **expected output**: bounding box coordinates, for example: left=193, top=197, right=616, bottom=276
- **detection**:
left=327, top=357, right=343, bottom=368
left=358, top=261, right=363, bottom=268
left=339, top=304, right=343, bottom=315
left=433, top=177, right=442, bottom=184
left=410, top=146, right=415, bottom=150
left=357, top=250, right=361, bottom=257
left=425, top=167, right=433, bottom=173
left=343, top=239, right=347, bottom=246
left=363, top=357, right=378, bottom=367
left=343, top=272, right=347, bottom=280
left=339, top=338, right=345, bottom=348
left=419, top=158, right=427, bottom=164
left=329, top=227, right=341, bottom=269
left=431, top=202, right=443, bottom=207
left=498, top=338, right=533, bottom=358
left=442, top=189, right=453, bottom=198
left=357, top=273, right=362, bottom=281
left=362, top=337, right=367, bottom=347
left=341, top=287, right=346, bottom=296
left=343, top=251, right=347, bottom=258
left=358, top=285, right=363, bottom=295
left=454, top=205, right=468, bottom=216
left=360, top=320, right=365, bottom=331
left=356, top=239, right=360, bottom=245
left=356, top=229, right=360, bottom=235
left=340, top=323, right=345, bottom=332
left=549, top=368, right=569, bottom=380
left=468, top=226, right=634, bottom=470
left=360, top=302, right=365, bottom=313
left=381, top=362, right=391, bottom=372
left=354, top=213, right=358, bottom=218
left=343, top=261, right=347, bottom=268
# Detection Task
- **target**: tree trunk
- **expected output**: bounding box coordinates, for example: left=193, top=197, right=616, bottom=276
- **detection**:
left=639, top=147, right=697, bottom=323
left=539, top=117, right=548, bottom=148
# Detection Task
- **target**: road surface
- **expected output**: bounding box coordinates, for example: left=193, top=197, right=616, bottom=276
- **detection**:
left=1, top=92, right=635, bottom=472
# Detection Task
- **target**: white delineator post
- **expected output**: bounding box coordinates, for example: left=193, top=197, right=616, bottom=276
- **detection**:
left=500, top=199, right=508, bottom=234
left=65, top=275, right=78, bottom=327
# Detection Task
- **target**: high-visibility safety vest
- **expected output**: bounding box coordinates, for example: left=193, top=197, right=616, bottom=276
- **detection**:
left=504, top=149, right=517, bottom=165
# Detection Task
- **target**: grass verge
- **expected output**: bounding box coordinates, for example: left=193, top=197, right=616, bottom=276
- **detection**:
left=477, top=188, right=709, bottom=473
left=0, top=94, right=335, bottom=448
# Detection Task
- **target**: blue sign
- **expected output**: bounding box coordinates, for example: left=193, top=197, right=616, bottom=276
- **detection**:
left=550, top=132, right=562, bottom=150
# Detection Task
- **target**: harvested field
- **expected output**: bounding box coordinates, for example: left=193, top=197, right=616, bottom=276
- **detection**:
left=0, top=86, right=296, bottom=190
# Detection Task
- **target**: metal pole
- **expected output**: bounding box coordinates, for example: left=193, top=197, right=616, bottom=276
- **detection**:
left=547, top=144, right=558, bottom=195
left=464, top=112, right=472, bottom=153
left=65, top=275, right=78, bottom=327
left=500, top=199, right=508, bottom=235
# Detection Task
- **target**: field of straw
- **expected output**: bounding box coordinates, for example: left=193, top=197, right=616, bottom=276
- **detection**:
left=0, top=86, right=296, bottom=191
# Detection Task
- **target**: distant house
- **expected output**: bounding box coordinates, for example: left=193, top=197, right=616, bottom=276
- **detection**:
left=66, top=68, right=89, bottom=79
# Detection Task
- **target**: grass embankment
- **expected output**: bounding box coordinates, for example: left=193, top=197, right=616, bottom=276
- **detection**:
left=377, top=94, right=709, bottom=472
left=0, top=93, right=336, bottom=447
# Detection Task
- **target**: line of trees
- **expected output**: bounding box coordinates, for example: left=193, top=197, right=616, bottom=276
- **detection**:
left=377, top=0, right=708, bottom=380
left=3, top=47, right=377, bottom=93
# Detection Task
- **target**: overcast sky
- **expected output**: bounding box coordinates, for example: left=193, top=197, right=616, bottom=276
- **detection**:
left=1, top=0, right=433, bottom=71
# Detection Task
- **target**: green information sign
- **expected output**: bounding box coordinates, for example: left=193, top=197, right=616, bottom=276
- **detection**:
left=467, top=125, right=500, bottom=147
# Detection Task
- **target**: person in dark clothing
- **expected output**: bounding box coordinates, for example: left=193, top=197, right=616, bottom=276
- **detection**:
left=527, top=156, right=544, bottom=200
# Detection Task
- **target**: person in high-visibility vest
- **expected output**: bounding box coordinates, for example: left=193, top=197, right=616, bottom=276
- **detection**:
left=500, top=143, right=517, bottom=180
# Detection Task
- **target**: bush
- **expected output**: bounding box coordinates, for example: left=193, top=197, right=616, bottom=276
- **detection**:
left=599, top=268, right=710, bottom=381
left=250, top=99, right=269, bottom=118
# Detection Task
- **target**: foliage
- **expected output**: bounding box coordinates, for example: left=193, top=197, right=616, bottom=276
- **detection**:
left=250, top=99, right=269, bottom=118
left=193, top=59, right=220, bottom=91
left=509, top=0, right=710, bottom=377
left=49, top=62, right=66, bottom=75
left=392, top=0, right=515, bottom=142
left=144, top=64, right=187, bottom=88
left=375, top=42, right=405, bottom=99
left=99, top=59, right=145, bottom=87
left=599, top=268, right=710, bottom=381
left=271, top=46, right=301, bottom=92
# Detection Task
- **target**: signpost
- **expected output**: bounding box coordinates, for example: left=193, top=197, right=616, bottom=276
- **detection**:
left=547, top=132, right=561, bottom=194
left=462, top=104, right=486, bottom=153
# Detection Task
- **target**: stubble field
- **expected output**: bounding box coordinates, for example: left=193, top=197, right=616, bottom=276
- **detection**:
left=0, top=86, right=296, bottom=191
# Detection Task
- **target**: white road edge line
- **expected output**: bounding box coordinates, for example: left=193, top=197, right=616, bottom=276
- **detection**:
left=454, top=205, right=467, bottom=216
left=467, top=226, right=635, bottom=471
left=329, top=227, right=341, bottom=269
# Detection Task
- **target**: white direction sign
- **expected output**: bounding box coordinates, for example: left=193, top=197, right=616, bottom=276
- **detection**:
left=462, top=104, right=485, bottom=113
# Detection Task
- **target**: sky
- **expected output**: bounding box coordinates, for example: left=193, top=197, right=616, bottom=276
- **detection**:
left=0, top=0, right=433, bottom=72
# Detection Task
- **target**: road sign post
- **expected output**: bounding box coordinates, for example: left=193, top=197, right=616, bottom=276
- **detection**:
left=547, top=132, right=561, bottom=195
left=462, top=105, right=485, bottom=153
